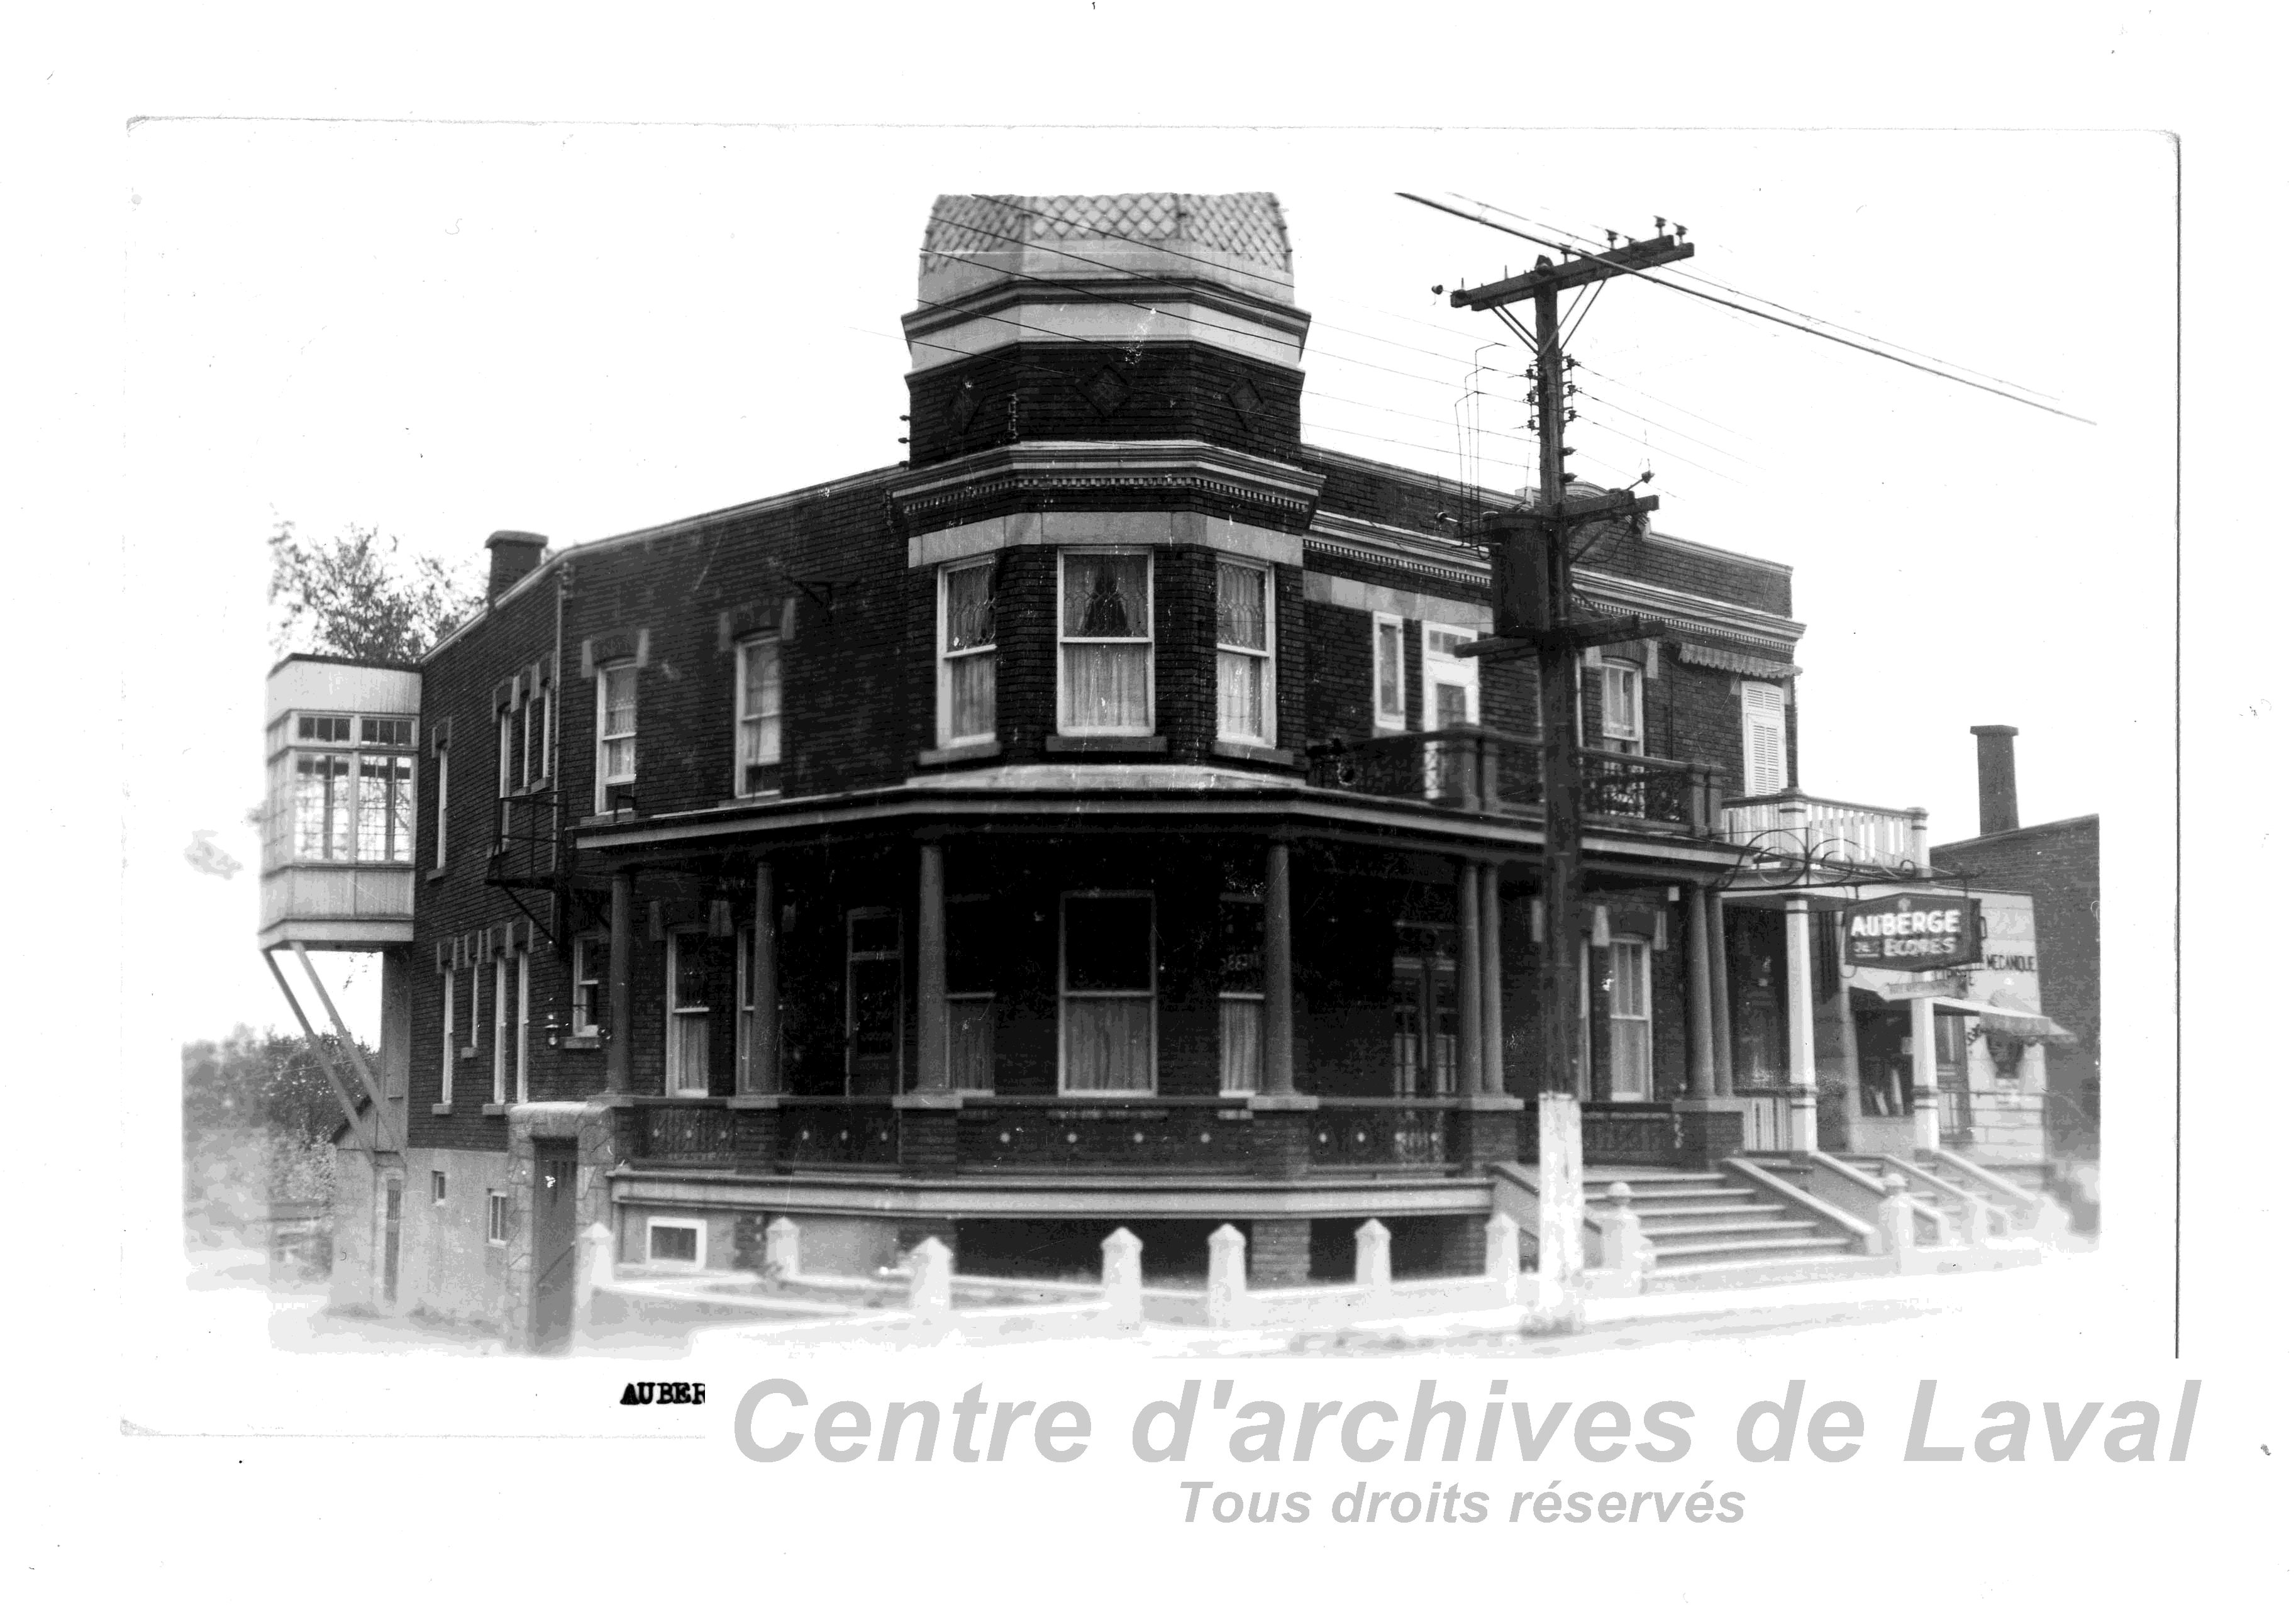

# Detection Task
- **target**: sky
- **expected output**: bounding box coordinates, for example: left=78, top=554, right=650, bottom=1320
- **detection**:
left=122, top=124, right=2175, bottom=1048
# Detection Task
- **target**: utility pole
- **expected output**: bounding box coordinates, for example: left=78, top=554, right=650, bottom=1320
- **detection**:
left=1448, top=226, right=1692, bottom=1285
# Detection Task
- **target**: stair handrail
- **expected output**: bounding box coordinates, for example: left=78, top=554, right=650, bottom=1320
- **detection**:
left=1802, top=1148, right=1955, bottom=1239
left=1927, top=1147, right=2043, bottom=1212
left=1720, top=1158, right=1882, bottom=1253
left=1878, top=1153, right=2016, bottom=1225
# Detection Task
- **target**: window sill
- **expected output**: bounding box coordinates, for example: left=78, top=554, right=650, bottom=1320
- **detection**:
left=426, top=867, right=449, bottom=884
left=1045, top=735, right=1168, bottom=756
left=918, top=740, right=1002, bottom=767
left=579, top=809, right=641, bottom=828
left=430, top=1103, right=454, bottom=1115
left=460, top=1046, right=479, bottom=1060
left=562, top=1034, right=601, bottom=1052
left=482, top=1103, right=507, bottom=1116
left=1211, top=740, right=1297, bottom=767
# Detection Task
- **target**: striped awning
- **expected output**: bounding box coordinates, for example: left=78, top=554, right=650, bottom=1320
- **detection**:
left=1672, top=642, right=1802, bottom=680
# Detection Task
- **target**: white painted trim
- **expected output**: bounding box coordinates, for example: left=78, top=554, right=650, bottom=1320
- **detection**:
left=1306, top=571, right=1492, bottom=631
left=1055, top=549, right=1156, bottom=738
left=911, top=508, right=1302, bottom=570
left=936, top=558, right=999, bottom=748
left=1371, top=611, right=1407, bottom=731
left=1213, top=556, right=1277, bottom=748
left=645, top=1216, right=708, bottom=1270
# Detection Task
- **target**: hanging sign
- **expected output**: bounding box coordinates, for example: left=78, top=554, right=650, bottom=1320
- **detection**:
left=1843, top=892, right=1982, bottom=970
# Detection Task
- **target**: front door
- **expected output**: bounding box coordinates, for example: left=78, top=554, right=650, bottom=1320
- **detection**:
left=531, top=1145, right=579, bottom=1354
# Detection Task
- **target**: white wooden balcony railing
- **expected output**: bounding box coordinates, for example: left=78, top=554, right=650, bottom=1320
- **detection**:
left=1721, top=791, right=1928, bottom=875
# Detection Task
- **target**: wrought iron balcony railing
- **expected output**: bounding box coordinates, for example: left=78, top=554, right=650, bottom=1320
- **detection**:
left=1304, top=727, right=1723, bottom=836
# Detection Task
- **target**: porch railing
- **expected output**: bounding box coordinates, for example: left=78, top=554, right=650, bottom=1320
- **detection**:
left=778, top=1099, right=901, bottom=1167
left=1304, top=728, right=1722, bottom=835
left=619, top=1094, right=1475, bottom=1176
left=1721, top=791, right=1922, bottom=874
left=956, top=1099, right=1259, bottom=1172
left=1516, top=1101, right=1679, bottom=1165
left=641, top=1099, right=738, bottom=1162
left=1736, top=1089, right=1796, bottom=1153
left=1309, top=1099, right=1456, bottom=1170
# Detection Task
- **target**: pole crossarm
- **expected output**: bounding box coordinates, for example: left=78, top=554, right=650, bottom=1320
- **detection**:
left=1458, top=613, right=1668, bottom=662
left=1450, top=235, right=1694, bottom=308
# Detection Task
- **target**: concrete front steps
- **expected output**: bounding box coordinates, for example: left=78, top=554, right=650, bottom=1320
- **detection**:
left=1580, top=1166, right=1889, bottom=1292
left=1822, top=1151, right=2040, bottom=1234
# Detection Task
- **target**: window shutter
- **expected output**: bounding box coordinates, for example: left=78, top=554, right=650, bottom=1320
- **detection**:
left=1741, top=681, right=1787, bottom=795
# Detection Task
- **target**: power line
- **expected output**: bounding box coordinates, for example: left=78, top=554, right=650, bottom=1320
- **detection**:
left=1450, top=191, right=2069, bottom=404
left=1400, top=192, right=2097, bottom=426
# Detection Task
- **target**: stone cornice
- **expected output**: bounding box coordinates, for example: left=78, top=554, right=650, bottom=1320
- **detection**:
left=1304, top=510, right=1803, bottom=655
left=902, top=277, right=1312, bottom=354
left=889, top=440, right=1326, bottom=533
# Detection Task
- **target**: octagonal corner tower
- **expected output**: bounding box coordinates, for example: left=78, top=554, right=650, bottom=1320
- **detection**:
left=900, top=192, right=1311, bottom=469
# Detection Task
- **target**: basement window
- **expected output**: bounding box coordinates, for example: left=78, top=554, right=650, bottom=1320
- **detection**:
left=646, top=1218, right=706, bottom=1269
left=486, top=1190, right=508, bottom=1245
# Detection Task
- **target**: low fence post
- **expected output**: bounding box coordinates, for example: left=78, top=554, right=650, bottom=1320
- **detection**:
left=1484, top=1211, right=1521, bottom=1304
left=1590, top=1182, right=1651, bottom=1291
left=908, top=1235, right=953, bottom=1329
left=1206, top=1225, right=1250, bottom=1330
left=1877, top=1172, right=1920, bottom=1272
left=574, top=1221, right=615, bottom=1337
left=1102, top=1227, right=1144, bottom=1333
left=763, top=1216, right=801, bottom=1279
left=1355, top=1218, right=1393, bottom=1299
left=1962, top=1191, right=1994, bottom=1247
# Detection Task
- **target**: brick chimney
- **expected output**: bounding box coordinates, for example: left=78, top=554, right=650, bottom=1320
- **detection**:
left=485, top=531, right=548, bottom=603
left=1971, top=725, right=2020, bottom=835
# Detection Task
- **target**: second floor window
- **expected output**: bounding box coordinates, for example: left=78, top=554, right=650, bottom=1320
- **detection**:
left=1600, top=660, right=1644, bottom=755
left=1215, top=561, right=1274, bottom=746
left=736, top=636, right=782, bottom=796
left=1058, top=550, right=1153, bottom=735
left=938, top=559, right=997, bottom=747
left=1741, top=680, right=1787, bottom=796
left=1372, top=613, right=1406, bottom=730
left=499, top=684, right=551, bottom=797
left=596, top=662, right=637, bottom=811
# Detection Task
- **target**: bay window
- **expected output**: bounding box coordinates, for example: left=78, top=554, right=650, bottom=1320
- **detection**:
left=1058, top=551, right=1153, bottom=735
left=1215, top=560, right=1275, bottom=745
left=938, top=559, right=997, bottom=747
left=294, top=753, right=352, bottom=860
left=1060, top=892, right=1155, bottom=1094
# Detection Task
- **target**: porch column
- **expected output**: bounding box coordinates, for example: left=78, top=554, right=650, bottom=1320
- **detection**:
left=746, top=858, right=782, bottom=1094
left=1783, top=897, right=1819, bottom=1152
left=1706, top=888, right=1735, bottom=1097
left=1909, top=997, right=1941, bottom=1150
left=1456, top=860, right=1484, bottom=1095
left=1479, top=864, right=1504, bottom=1094
left=916, top=840, right=949, bottom=1091
left=605, top=869, right=635, bottom=1092
left=1831, top=922, right=1860, bottom=1123
left=1263, top=837, right=1295, bottom=1095
left=1683, top=886, right=1715, bottom=1099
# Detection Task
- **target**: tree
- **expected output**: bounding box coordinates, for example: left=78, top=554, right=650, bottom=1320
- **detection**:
left=267, top=521, right=483, bottom=664
left=182, top=1026, right=375, bottom=1241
